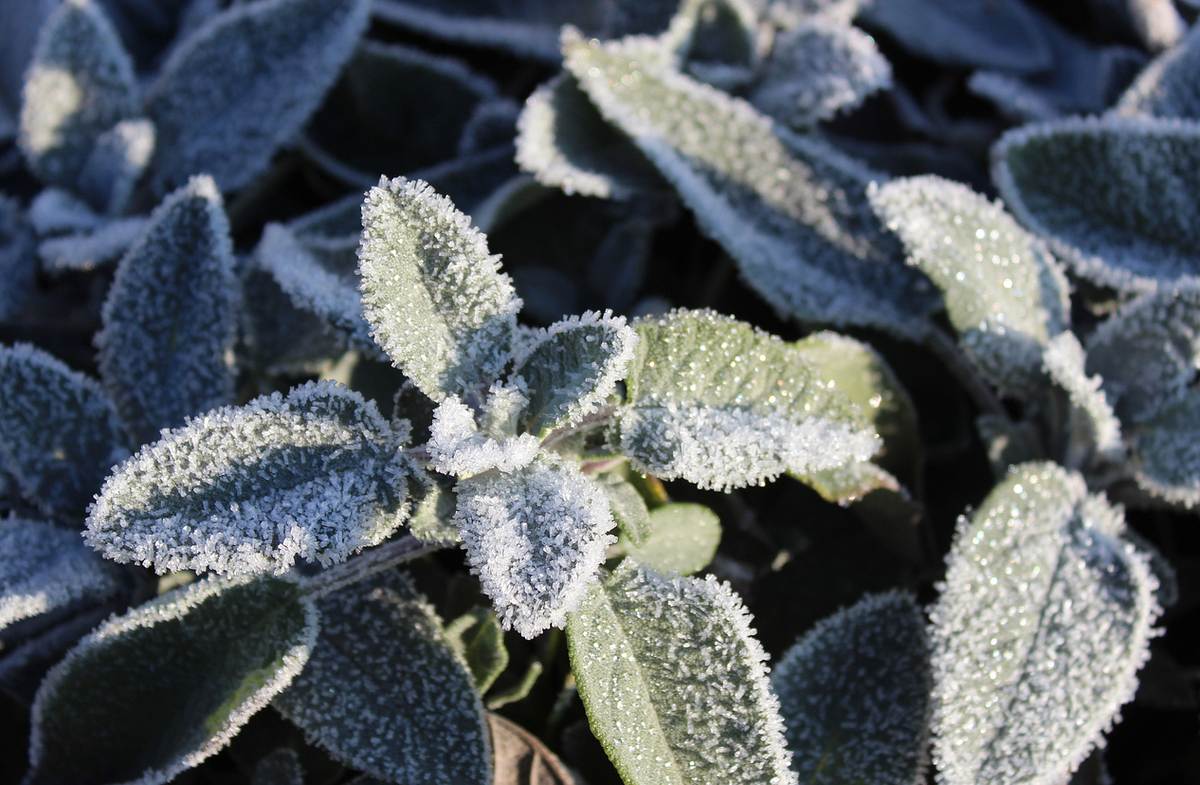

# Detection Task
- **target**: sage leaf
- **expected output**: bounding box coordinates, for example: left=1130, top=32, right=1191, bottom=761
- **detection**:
left=37, top=215, right=148, bottom=273
left=1116, top=24, right=1200, bottom=120
left=446, top=607, right=509, bottom=695
left=427, top=395, right=539, bottom=478
left=1128, top=391, right=1200, bottom=509
left=75, top=117, right=156, bottom=213
left=600, top=476, right=651, bottom=546
left=1041, top=332, right=1124, bottom=468
left=619, top=502, right=721, bottom=576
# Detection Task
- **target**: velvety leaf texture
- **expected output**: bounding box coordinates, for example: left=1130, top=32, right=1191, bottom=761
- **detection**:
left=619, top=503, right=721, bottom=576
left=601, top=476, right=652, bottom=545
left=427, top=394, right=540, bottom=477
left=85, top=381, right=411, bottom=576
left=567, top=560, right=797, bottom=785
left=772, top=591, right=931, bottom=785
left=37, top=215, right=147, bottom=273
left=25, top=575, right=317, bottom=785
left=1041, top=332, right=1124, bottom=468
left=1116, top=23, right=1200, bottom=120
left=143, top=0, right=370, bottom=195
left=75, top=116, right=156, bottom=214
left=358, top=177, right=522, bottom=401
left=97, top=175, right=238, bottom=444
left=992, top=116, right=1200, bottom=291
left=1128, top=391, right=1200, bottom=509
left=563, top=33, right=937, bottom=338
left=617, top=309, right=880, bottom=491
left=0, top=343, right=129, bottom=521
left=930, top=463, right=1159, bottom=785
left=275, top=573, right=491, bottom=785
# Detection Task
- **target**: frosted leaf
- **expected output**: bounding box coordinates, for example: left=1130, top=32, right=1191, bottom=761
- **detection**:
left=563, top=33, right=937, bottom=338
left=515, top=73, right=663, bottom=200
left=858, top=0, right=1051, bottom=73
left=253, top=749, right=304, bottom=785
left=600, top=476, right=651, bottom=545
left=489, top=713, right=577, bottom=785
left=28, top=187, right=103, bottom=235
left=0, top=196, right=36, bottom=322
left=240, top=267, right=357, bottom=377
left=751, top=20, right=891, bottom=128
left=0, top=517, right=124, bottom=630
left=1042, top=333, right=1124, bottom=468
left=143, top=0, right=369, bottom=195
left=513, top=310, right=637, bottom=435
left=675, top=0, right=763, bottom=90
left=567, top=559, right=797, bottom=785
left=0, top=0, right=58, bottom=131
left=618, top=503, right=721, bottom=576
left=0, top=343, right=129, bottom=520
left=455, top=454, right=616, bottom=639
left=1117, top=24, right=1200, bottom=120
left=75, top=116, right=155, bottom=214
left=19, top=0, right=138, bottom=190
left=459, top=98, right=520, bottom=156
left=773, top=591, right=931, bottom=785
left=427, top=396, right=539, bottom=478
left=616, top=310, right=879, bottom=491
left=358, top=177, right=522, bottom=401
left=870, top=175, right=1070, bottom=395
left=275, top=573, right=490, bottom=785
left=85, top=381, right=411, bottom=577
left=768, top=0, right=862, bottom=26
left=1128, top=391, right=1200, bottom=508
left=407, top=465, right=460, bottom=544
left=930, top=463, right=1160, bottom=785
left=445, top=607, right=509, bottom=694
left=37, top=215, right=147, bottom=273
left=26, top=574, right=317, bottom=785
left=97, top=175, right=237, bottom=444
left=992, top=116, right=1200, bottom=291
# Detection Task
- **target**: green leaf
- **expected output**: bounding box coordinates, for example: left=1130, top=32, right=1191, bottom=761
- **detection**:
left=485, top=660, right=543, bottom=710
left=600, top=475, right=652, bottom=545
left=1116, top=24, right=1200, bottom=120
left=0, top=517, right=123, bottom=630
left=567, top=559, right=796, bottom=785
left=562, top=32, right=937, bottom=338
left=1127, top=390, right=1200, bottom=509
left=930, top=463, right=1160, bottom=785
left=275, top=573, right=491, bottom=785
left=992, top=116, right=1200, bottom=291
left=1041, top=332, right=1124, bottom=468
left=870, top=175, right=1070, bottom=395
left=616, top=309, right=879, bottom=491
left=97, top=175, right=238, bottom=444
left=446, top=607, right=510, bottom=694
left=19, top=0, right=138, bottom=190
left=772, top=591, right=931, bottom=785
left=144, top=0, right=370, bottom=195
left=358, top=177, right=522, bottom=401
left=26, top=575, right=317, bottom=785
left=407, top=465, right=461, bottom=544
left=619, top=503, right=721, bottom=576
left=85, top=381, right=411, bottom=577
left=0, top=343, right=129, bottom=521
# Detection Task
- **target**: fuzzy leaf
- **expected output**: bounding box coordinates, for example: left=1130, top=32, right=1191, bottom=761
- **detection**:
left=0, top=0, right=58, bottom=128
left=0, top=343, right=129, bottom=521
left=601, top=476, right=652, bottom=545
left=1042, top=332, right=1124, bottom=468
left=870, top=175, right=1070, bottom=394
left=446, top=608, right=509, bottom=695
left=26, top=575, right=317, bottom=785
left=97, top=175, right=237, bottom=444
left=563, top=33, right=937, bottom=338
left=359, top=177, right=522, bottom=401
left=37, top=215, right=147, bottom=273
left=0, top=196, right=36, bottom=321
left=427, top=395, right=540, bottom=478
left=930, top=463, right=1160, bottom=785
left=144, top=0, right=369, bottom=195
left=773, top=591, right=931, bottom=785
left=75, top=116, right=155, bottom=213
left=489, top=713, right=577, bottom=785
left=19, top=0, right=138, bottom=190
left=240, top=267, right=357, bottom=377
left=0, top=518, right=123, bottom=630
left=567, top=559, right=797, bottom=785
left=992, top=116, right=1200, bottom=291
left=1116, top=23, right=1200, bottom=120
left=618, top=503, right=720, bottom=576
left=1128, top=391, right=1200, bottom=509
left=616, top=309, right=879, bottom=491
left=275, top=573, right=490, bottom=785
left=85, top=381, right=410, bottom=577
left=455, top=454, right=616, bottom=639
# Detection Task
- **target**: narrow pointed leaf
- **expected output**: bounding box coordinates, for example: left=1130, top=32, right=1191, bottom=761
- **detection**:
left=930, top=463, right=1160, bottom=785
left=619, top=503, right=721, bottom=576
left=86, top=381, right=411, bottom=577
left=26, top=575, right=318, bottom=785
left=276, top=573, right=490, bottom=784
left=992, top=116, right=1200, bottom=291
left=567, top=559, right=797, bottom=785
left=144, top=0, right=370, bottom=195
left=1116, top=24, right=1200, bottom=120
left=773, top=591, right=931, bottom=785
left=359, top=177, right=522, bottom=401
left=1042, top=333, right=1124, bottom=467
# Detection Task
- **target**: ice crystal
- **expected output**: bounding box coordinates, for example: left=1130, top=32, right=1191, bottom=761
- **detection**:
left=1042, top=332, right=1124, bottom=467
left=567, top=560, right=798, bottom=785
left=427, top=395, right=539, bottom=478
left=1117, top=23, right=1200, bottom=119
left=85, top=381, right=411, bottom=576
left=619, top=503, right=721, bottom=576
left=455, top=454, right=616, bottom=639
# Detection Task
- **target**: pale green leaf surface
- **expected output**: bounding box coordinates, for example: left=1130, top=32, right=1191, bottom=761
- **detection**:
left=619, top=503, right=721, bottom=576
left=601, top=476, right=652, bottom=546
left=1041, top=332, right=1124, bottom=467
left=446, top=608, right=509, bottom=695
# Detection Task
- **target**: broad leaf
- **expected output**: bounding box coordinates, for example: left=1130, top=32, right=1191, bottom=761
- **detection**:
left=75, top=116, right=155, bottom=213
left=86, top=381, right=411, bottom=576
left=275, top=573, right=490, bottom=784
left=563, top=33, right=938, bottom=338
left=870, top=175, right=1070, bottom=394
left=19, top=0, right=138, bottom=190
left=455, top=454, right=616, bottom=638
left=0, top=343, right=129, bottom=521
left=446, top=607, right=509, bottom=694
left=0, top=0, right=58, bottom=132
left=144, top=0, right=370, bottom=195
left=359, top=177, right=522, bottom=401
left=567, top=560, right=797, bottom=785
left=1116, top=24, right=1200, bottom=120
left=0, top=196, right=36, bottom=321
left=97, top=175, right=237, bottom=443
left=427, top=395, right=539, bottom=477
left=616, top=310, right=879, bottom=491
left=0, top=517, right=124, bottom=630
left=618, top=502, right=721, bottom=576
left=772, top=591, right=931, bottom=785
left=1041, top=332, right=1124, bottom=468
left=992, top=116, right=1200, bottom=291
left=1128, top=391, right=1200, bottom=509
left=489, top=713, right=576, bottom=785
left=26, top=575, right=317, bottom=785
left=37, top=215, right=147, bottom=273
left=930, top=463, right=1160, bottom=785
left=600, top=475, right=651, bottom=545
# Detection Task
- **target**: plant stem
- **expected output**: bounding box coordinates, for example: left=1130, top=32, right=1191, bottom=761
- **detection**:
left=302, top=536, right=443, bottom=598
left=922, top=327, right=1007, bottom=418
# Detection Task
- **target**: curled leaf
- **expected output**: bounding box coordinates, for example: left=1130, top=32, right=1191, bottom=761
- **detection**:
left=1042, top=332, right=1124, bottom=468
